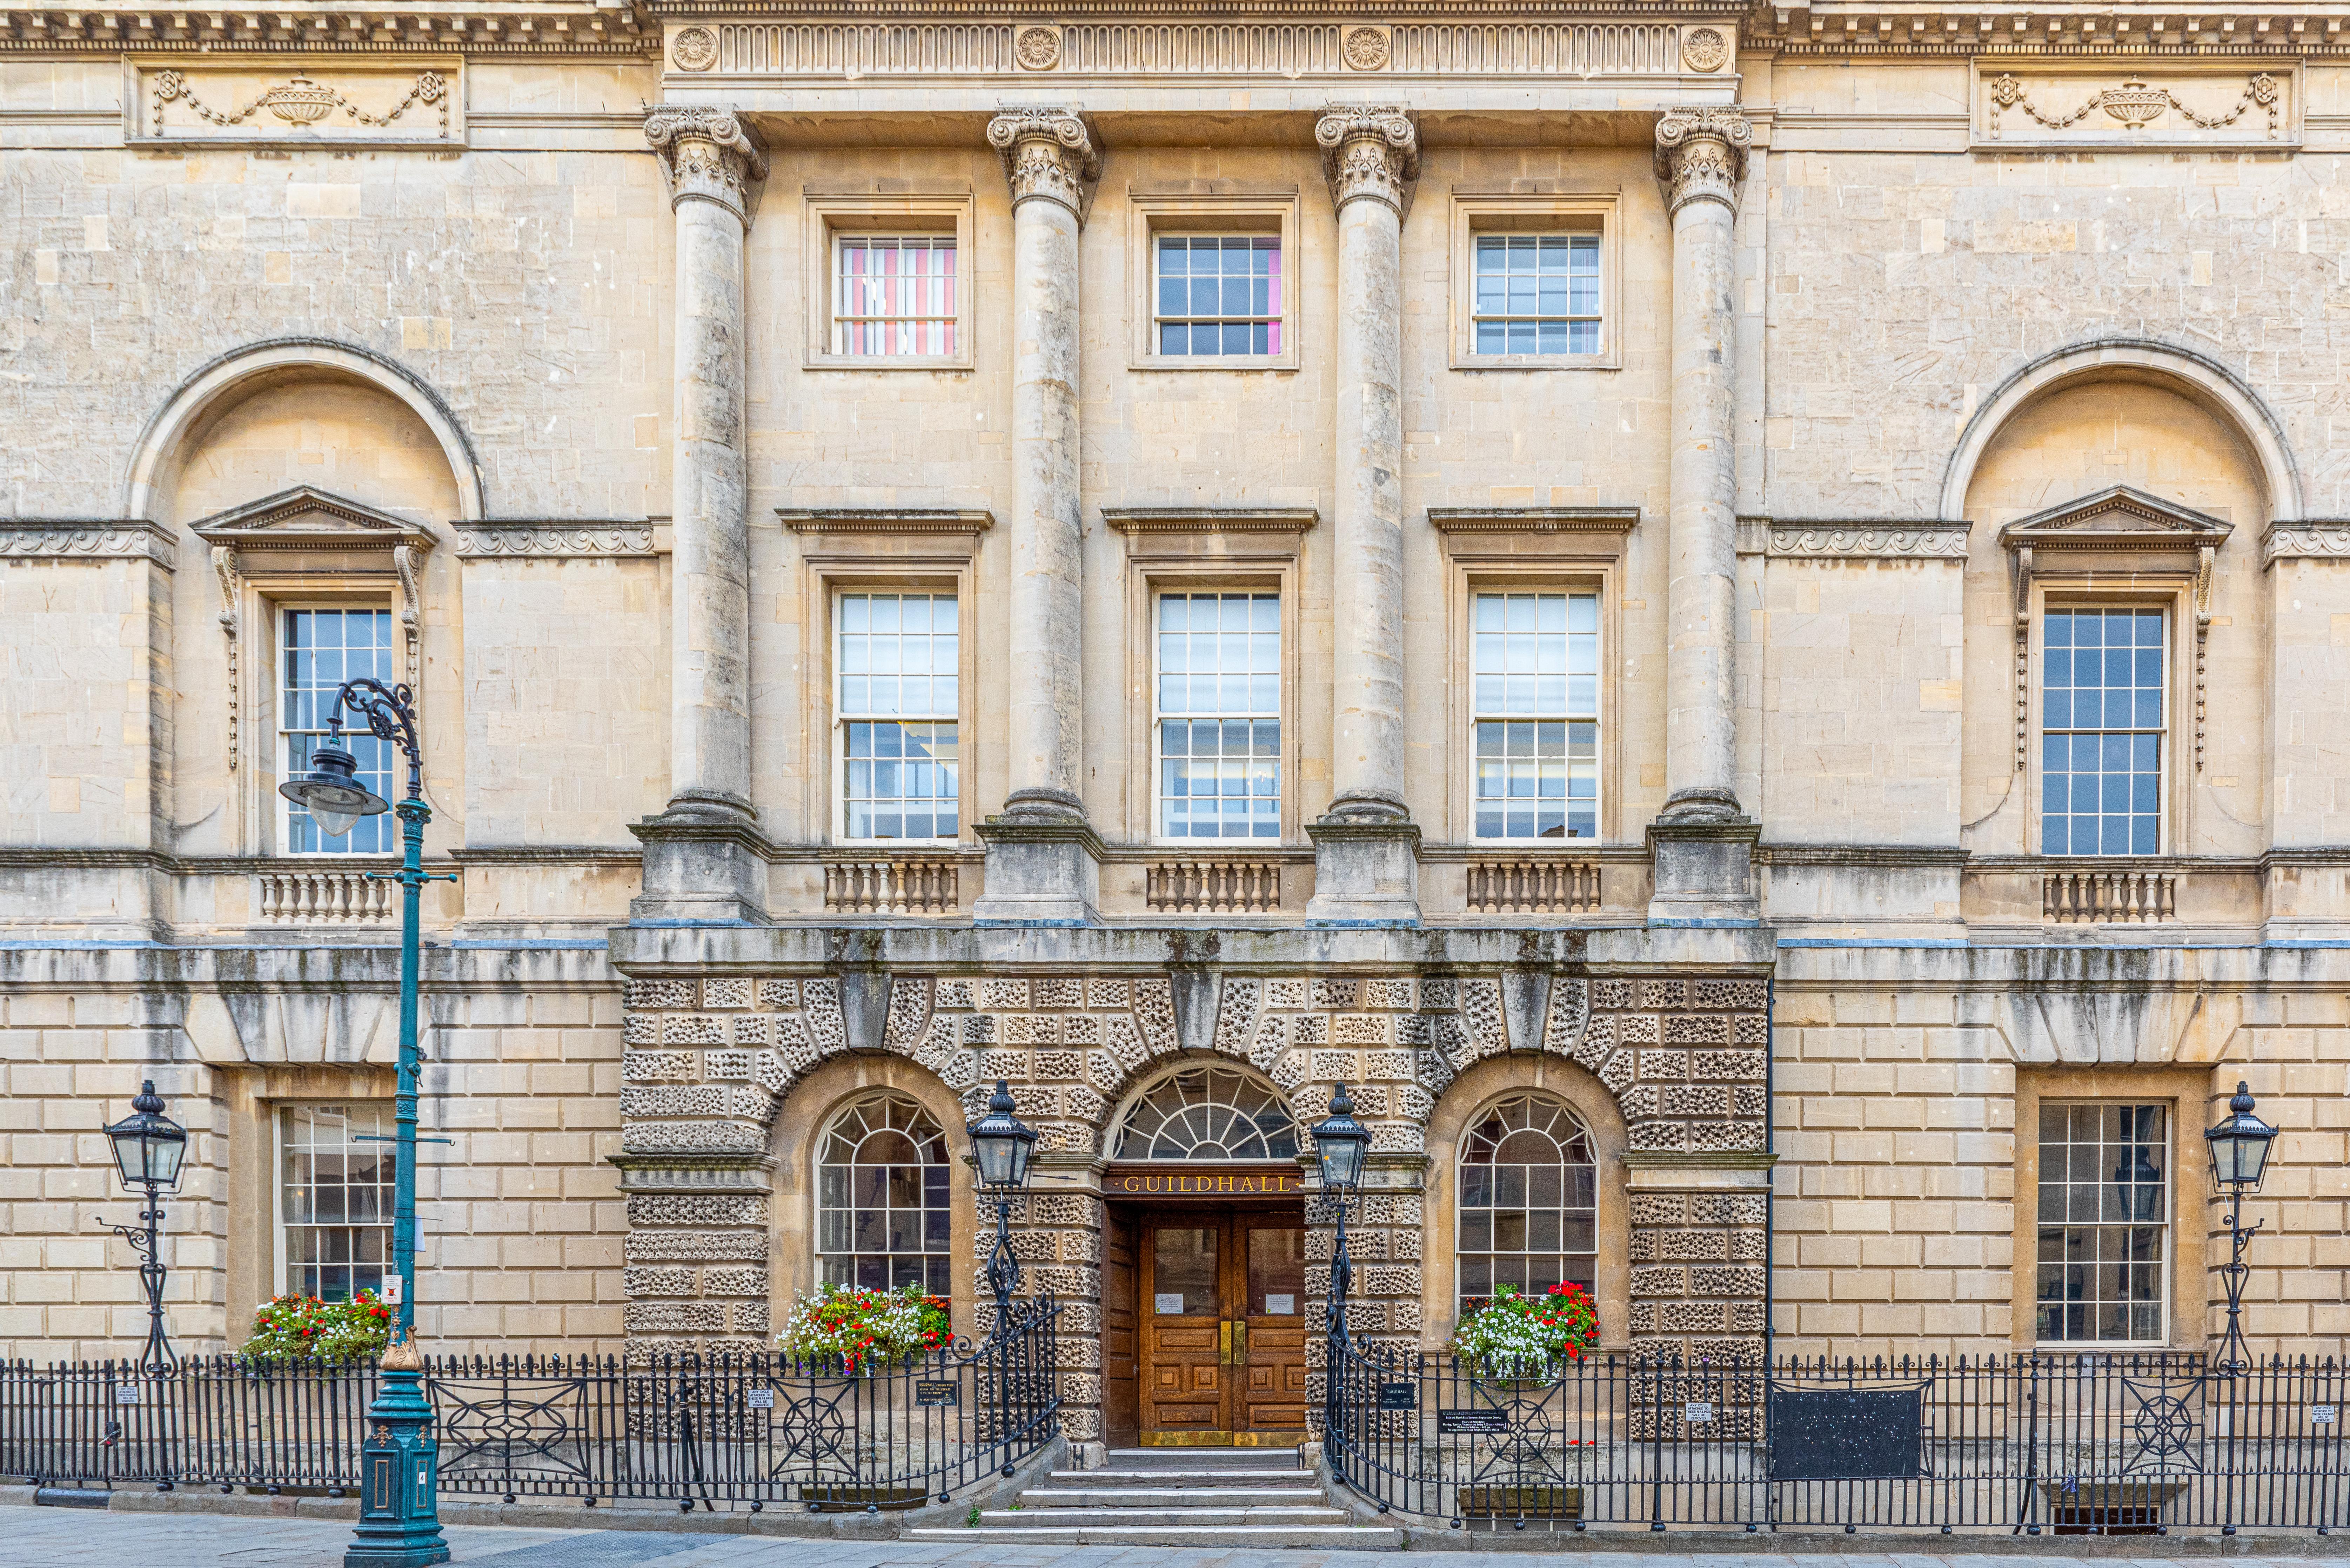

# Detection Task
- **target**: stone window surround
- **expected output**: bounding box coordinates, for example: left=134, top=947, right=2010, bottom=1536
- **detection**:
left=274, top=1098, right=398, bottom=1303
left=799, top=190, right=976, bottom=372
left=1104, top=509, right=1315, bottom=846
left=768, top=1056, right=985, bottom=1345
left=1427, top=508, right=1639, bottom=846
left=779, top=511, right=989, bottom=849
left=194, top=489, right=437, bottom=857
left=2022, top=574, right=2197, bottom=860
left=1124, top=188, right=1304, bottom=373
left=216, top=1062, right=399, bottom=1341
left=1446, top=189, right=1624, bottom=372
left=1422, top=1055, right=1631, bottom=1351
left=2010, top=1064, right=2216, bottom=1355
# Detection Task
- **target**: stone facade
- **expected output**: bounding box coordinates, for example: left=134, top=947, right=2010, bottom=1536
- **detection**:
left=3, top=0, right=2348, bottom=1383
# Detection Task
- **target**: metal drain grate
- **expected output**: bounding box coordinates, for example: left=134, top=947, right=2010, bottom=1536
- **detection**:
left=471, top=1530, right=716, bottom=1567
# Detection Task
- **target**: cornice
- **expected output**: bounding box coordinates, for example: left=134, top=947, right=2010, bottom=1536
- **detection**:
left=1426, top=506, right=1640, bottom=536
left=0, top=5, right=654, bottom=53
left=1101, top=507, right=1319, bottom=536
left=776, top=508, right=994, bottom=536
left=0, top=520, right=176, bottom=569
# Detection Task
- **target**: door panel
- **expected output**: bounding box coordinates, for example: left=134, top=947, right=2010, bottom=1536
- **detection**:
left=1143, top=1223, right=1225, bottom=1435
left=1138, top=1206, right=1308, bottom=1445
left=1104, top=1207, right=1139, bottom=1448
left=1239, top=1218, right=1308, bottom=1438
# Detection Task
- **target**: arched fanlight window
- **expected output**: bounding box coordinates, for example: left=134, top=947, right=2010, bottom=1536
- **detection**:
left=1457, top=1093, right=1596, bottom=1310
left=1113, top=1065, right=1300, bottom=1161
left=817, top=1092, right=953, bottom=1296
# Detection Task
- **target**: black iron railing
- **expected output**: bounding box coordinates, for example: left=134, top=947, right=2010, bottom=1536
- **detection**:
left=0, top=1295, right=1060, bottom=1510
left=1325, top=1335, right=2350, bottom=1534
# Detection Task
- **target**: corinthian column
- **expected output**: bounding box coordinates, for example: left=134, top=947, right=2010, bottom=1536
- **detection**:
left=1649, top=107, right=1758, bottom=920
left=1306, top=106, right=1422, bottom=924
left=633, top=106, right=769, bottom=922
left=971, top=108, right=1104, bottom=925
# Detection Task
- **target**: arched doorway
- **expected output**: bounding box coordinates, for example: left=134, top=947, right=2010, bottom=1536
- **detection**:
left=1099, top=1063, right=1309, bottom=1448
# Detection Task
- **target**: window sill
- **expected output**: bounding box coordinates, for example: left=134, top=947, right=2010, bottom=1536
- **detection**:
left=1449, top=352, right=1620, bottom=372
left=805, top=354, right=973, bottom=373
left=1129, top=354, right=1299, bottom=374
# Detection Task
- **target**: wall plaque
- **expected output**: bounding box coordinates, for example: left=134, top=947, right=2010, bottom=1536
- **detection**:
left=1768, top=1387, right=1925, bottom=1481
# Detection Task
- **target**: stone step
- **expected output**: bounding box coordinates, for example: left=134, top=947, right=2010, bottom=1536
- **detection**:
left=983, top=1507, right=1354, bottom=1527
left=1101, top=1446, right=1298, bottom=1468
left=1020, top=1486, right=1328, bottom=1509
left=906, top=1523, right=1407, bottom=1548
left=1047, top=1468, right=1313, bottom=1487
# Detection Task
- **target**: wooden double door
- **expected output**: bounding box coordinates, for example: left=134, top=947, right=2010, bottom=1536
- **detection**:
left=1106, top=1204, right=1308, bottom=1446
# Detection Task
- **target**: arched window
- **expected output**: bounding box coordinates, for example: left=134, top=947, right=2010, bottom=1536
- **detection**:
left=1113, top=1065, right=1299, bottom=1161
left=817, top=1093, right=952, bottom=1296
left=1457, top=1093, right=1596, bottom=1310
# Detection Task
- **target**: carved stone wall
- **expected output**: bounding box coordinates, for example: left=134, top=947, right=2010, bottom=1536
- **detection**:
left=615, top=956, right=1772, bottom=1440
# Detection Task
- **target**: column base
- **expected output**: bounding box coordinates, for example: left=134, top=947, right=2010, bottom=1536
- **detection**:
left=1646, top=816, right=1761, bottom=925
left=1304, top=815, right=1421, bottom=924
left=628, top=791, right=771, bottom=923
left=973, top=795, right=1103, bottom=925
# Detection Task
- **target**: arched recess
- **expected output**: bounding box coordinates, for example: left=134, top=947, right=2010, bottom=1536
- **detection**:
left=1941, top=338, right=2300, bottom=523
left=127, top=338, right=486, bottom=523
left=1101, top=1058, right=1306, bottom=1162
left=1421, top=1057, right=1629, bottom=1353
left=766, top=1056, right=982, bottom=1345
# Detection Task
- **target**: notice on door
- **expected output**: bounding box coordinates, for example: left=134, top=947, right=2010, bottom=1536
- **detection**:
left=1154, top=1292, right=1186, bottom=1314
left=1264, top=1293, right=1295, bottom=1315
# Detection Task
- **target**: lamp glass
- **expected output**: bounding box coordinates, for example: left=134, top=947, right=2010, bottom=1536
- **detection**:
left=2204, top=1081, right=2277, bottom=1190
left=967, top=1081, right=1037, bottom=1191
left=1310, top=1084, right=1370, bottom=1191
left=105, top=1086, right=187, bottom=1191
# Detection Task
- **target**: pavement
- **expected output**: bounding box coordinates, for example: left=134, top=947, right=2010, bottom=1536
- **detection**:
left=0, top=1508, right=2345, bottom=1568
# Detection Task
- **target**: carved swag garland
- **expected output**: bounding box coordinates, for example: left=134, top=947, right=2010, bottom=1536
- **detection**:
left=152, top=69, right=450, bottom=136
left=1988, top=72, right=2282, bottom=140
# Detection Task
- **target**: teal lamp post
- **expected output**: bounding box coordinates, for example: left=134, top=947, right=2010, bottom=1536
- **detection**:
left=280, top=677, right=453, bottom=1568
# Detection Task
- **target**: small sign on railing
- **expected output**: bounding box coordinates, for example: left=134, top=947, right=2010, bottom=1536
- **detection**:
left=115, top=1385, right=141, bottom=1405
left=1378, top=1381, right=1416, bottom=1411
left=915, top=1380, right=959, bottom=1408
left=746, top=1388, right=775, bottom=1410
left=2316, top=1406, right=2339, bottom=1425
left=1438, top=1408, right=1508, bottom=1436
left=1684, top=1400, right=1715, bottom=1424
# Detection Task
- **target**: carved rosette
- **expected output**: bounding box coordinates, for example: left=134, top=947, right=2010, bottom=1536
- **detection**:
left=985, top=108, right=1100, bottom=215
left=1313, top=106, right=1418, bottom=215
left=643, top=106, right=768, bottom=222
left=1654, top=107, right=1751, bottom=214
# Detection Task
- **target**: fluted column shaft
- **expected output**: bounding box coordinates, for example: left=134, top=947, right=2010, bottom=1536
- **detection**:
left=1317, top=108, right=1418, bottom=824
left=647, top=107, right=765, bottom=825
left=1655, top=109, right=1749, bottom=823
left=989, top=109, right=1098, bottom=823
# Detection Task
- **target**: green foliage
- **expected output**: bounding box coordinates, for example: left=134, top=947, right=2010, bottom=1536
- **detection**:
left=238, top=1290, right=396, bottom=1362
left=1447, top=1282, right=1599, bottom=1377
left=776, top=1282, right=952, bottom=1371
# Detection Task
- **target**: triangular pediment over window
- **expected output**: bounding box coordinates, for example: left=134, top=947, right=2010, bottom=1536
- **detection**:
left=187, top=485, right=436, bottom=552
left=1996, top=485, right=2232, bottom=554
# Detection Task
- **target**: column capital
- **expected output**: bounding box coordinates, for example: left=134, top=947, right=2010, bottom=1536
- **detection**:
left=644, top=106, right=768, bottom=222
left=1314, top=106, right=1419, bottom=215
left=986, top=108, right=1102, bottom=217
left=1654, top=107, right=1751, bottom=215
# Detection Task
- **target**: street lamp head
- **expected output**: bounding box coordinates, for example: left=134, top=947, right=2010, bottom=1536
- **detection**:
left=106, top=1081, right=187, bottom=1191
left=278, top=737, right=389, bottom=838
left=967, top=1081, right=1038, bottom=1191
left=2205, top=1080, right=2277, bottom=1191
left=1311, top=1082, right=1371, bottom=1193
